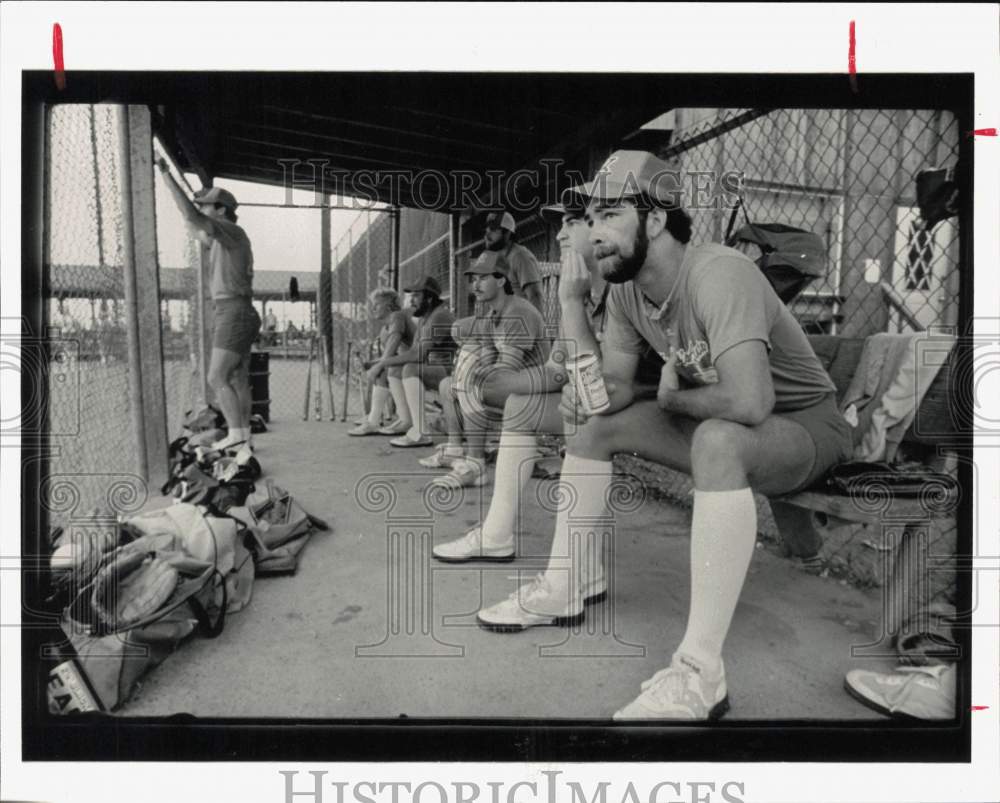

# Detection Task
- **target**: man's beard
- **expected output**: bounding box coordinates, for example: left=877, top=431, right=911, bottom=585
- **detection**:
left=485, top=234, right=506, bottom=252
left=596, top=225, right=648, bottom=284
left=414, top=297, right=433, bottom=317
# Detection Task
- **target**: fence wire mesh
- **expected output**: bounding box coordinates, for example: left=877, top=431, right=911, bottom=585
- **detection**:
left=636, top=107, right=963, bottom=599
left=44, top=104, right=138, bottom=518
left=153, top=154, right=202, bottom=438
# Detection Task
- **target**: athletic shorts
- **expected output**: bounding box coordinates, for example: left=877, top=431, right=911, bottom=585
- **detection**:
left=418, top=363, right=450, bottom=392
left=774, top=392, right=854, bottom=492
left=213, top=298, right=261, bottom=355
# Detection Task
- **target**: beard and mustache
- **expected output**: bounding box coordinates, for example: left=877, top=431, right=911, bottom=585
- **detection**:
left=593, top=222, right=649, bottom=284
left=413, top=295, right=435, bottom=317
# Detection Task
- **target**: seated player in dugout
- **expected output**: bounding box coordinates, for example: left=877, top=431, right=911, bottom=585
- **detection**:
left=432, top=191, right=664, bottom=563
left=474, top=150, right=852, bottom=722
left=349, top=287, right=417, bottom=437
left=370, top=275, right=458, bottom=448
left=424, top=250, right=550, bottom=490
left=157, top=160, right=260, bottom=453
left=483, top=210, right=544, bottom=312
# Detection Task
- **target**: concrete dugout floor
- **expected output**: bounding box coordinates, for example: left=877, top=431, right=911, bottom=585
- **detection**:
left=125, top=421, right=891, bottom=720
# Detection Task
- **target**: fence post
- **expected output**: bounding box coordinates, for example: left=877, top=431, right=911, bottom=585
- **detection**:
left=348, top=225, right=355, bottom=355
left=117, top=105, right=169, bottom=487
left=391, top=205, right=401, bottom=292
left=197, top=242, right=213, bottom=403
left=319, top=193, right=333, bottom=374
left=366, top=209, right=372, bottom=303
left=448, top=212, right=459, bottom=306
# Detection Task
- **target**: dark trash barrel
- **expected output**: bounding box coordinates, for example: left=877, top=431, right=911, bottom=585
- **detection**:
left=249, top=350, right=271, bottom=422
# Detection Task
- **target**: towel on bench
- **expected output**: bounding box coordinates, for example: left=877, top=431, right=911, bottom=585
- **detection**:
left=840, top=332, right=955, bottom=463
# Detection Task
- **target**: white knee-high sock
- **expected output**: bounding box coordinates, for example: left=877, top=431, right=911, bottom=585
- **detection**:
left=387, top=375, right=411, bottom=427
left=402, top=376, right=425, bottom=440
left=677, top=488, right=757, bottom=673
left=367, top=385, right=390, bottom=427
left=544, top=454, right=613, bottom=594
left=481, top=431, right=539, bottom=544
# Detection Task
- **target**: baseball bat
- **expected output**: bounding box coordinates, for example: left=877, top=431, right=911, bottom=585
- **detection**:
left=340, top=340, right=352, bottom=422
left=320, top=336, right=337, bottom=420
left=302, top=336, right=314, bottom=421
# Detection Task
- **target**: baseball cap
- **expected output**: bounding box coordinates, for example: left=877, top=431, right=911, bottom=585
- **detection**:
left=403, top=275, right=442, bottom=296
left=194, top=186, right=239, bottom=210
left=484, top=211, right=516, bottom=233
left=540, top=188, right=587, bottom=223
left=571, top=150, right=684, bottom=207
left=464, top=250, right=509, bottom=277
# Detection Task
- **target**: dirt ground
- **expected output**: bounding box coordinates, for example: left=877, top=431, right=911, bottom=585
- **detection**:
left=123, top=419, right=894, bottom=720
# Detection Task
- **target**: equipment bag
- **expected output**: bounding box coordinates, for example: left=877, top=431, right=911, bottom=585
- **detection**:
left=724, top=193, right=826, bottom=304
left=59, top=542, right=226, bottom=711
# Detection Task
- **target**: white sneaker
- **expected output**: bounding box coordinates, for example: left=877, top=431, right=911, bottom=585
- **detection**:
left=613, top=653, right=729, bottom=720
left=211, top=430, right=246, bottom=451
left=419, top=445, right=463, bottom=469
left=476, top=573, right=585, bottom=632
left=432, top=527, right=514, bottom=563
left=431, top=458, right=487, bottom=489
left=844, top=664, right=955, bottom=720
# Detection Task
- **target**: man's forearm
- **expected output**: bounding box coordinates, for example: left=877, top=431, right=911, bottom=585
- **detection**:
left=559, top=299, right=599, bottom=359
left=657, top=383, right=771, bottom=425
left=161, top=170, right=200, bottom=224
left=380, top=342, right=423, bottom=367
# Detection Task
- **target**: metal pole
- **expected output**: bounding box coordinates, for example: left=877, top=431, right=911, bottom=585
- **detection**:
left=448, top=213, right=459, bottom=304
left=347, top=226, right=355, bottom=413
left=319, top=193, right=333, bottom=374
left=391, top=206, right=401, bottom=292
left=116, top=106, right=149, bottom=480
left=88, top=106, right=106, bottom=271
left=365, top=210, right=373, bottom=342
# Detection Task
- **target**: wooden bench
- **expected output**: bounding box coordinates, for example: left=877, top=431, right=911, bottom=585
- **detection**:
left=769, top=334, right=961, bottom=654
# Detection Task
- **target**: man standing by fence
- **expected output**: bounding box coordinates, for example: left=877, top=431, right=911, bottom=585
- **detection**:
left=157, top=160, right=260, bottom=451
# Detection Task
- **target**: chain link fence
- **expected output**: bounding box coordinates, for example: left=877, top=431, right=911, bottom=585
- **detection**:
left=621, top=107, right=963, bottom=601
left=152, top=152, right=203, bottom=438
left=44, top=104, right=138, bottom=517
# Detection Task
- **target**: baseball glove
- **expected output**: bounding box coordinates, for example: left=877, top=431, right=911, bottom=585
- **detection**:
left=90, top=550, right=179, bottom=632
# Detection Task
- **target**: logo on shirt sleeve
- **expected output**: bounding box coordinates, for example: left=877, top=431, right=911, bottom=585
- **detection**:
left=674, top=340, right=719, bottom=385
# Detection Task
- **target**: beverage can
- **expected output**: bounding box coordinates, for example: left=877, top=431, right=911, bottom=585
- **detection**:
left=567, top=352, right=610, bottom=414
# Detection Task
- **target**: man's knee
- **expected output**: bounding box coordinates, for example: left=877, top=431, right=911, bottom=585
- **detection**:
left=208, top=364, right=234, bottom=390
left=387, top=365, right=403, bottom=379
left=401, top=362, right=419, bottom=379
left=690, top=419, right=748, bottom=471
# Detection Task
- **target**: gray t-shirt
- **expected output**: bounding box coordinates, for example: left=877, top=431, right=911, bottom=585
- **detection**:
left=469, top=295, right=550, bottom=369
left=208, top=218, right=254, bottom=300
left=417, top=303, right=458, bottom=365
left=603, top=243, right=835, bottom=412
left=503, top=242, right=543, bottom=297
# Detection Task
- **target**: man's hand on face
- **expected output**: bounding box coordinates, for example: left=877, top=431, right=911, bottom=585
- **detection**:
left=557, top=250, right=592, bottom=305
